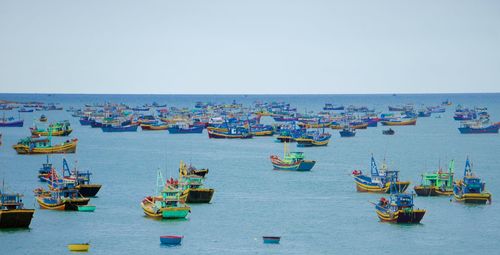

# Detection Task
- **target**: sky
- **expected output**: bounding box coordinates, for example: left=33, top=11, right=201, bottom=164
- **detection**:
left=0, top=0, right=499, bottom=94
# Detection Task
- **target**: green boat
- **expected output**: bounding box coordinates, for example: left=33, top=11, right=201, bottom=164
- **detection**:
left=77, top=205, right=96, bottom=212
left=140, top=171, right=190, bottom=219
left=30, top=120, right=73, bottom=136
left=413, top=160, right=454, bottom=196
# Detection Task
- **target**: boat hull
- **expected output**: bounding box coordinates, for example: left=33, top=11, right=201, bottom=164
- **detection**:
left=414, top=186, right=452, bottom=196
left=376, top=208, right=426, bottom=223
left=272, top=160, right=316, bottom=171
left=68, top=244, right=90, bottom=252
left=454, top=193, right=492, bottom=204
left=13, top=140, right=77, bottom=154
left=458, top=126, right=499, bottom=134
left=181, top=188, right=214, bottom=203
left=36, top=197, right=90, bottom=211
left=141, top=202, right=190, bottom=219
left=76, top=184, right=102, bottom=197
left=0, top=209, right=35, bottom=229
left=31, top=129, right=73, bottom=136
left=160, top=236, right=183, bottom=245
left=380, top=119, right=417, bottom=126
left=0, top=120, right=24, bottom=127
left=354, top=176, right=410, bottom=193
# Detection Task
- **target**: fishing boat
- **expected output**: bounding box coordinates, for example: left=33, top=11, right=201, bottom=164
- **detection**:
left=339, top=126, right=356, bottom=137
left=296, top=132, right=331, bottom=147
left=352, top=156, right=410, bottom=193
left=207, top=128, right=253, bottom=139
left=41, top=159, right=101, bottom=197
left=250, top=124, right=274, bottom=136
left=374, top=179, right=426, bottom=223
left=382, top=128, right=395, bottom=135
left=67, top=243, right=90, bottom=252
left=34, top=188, right=90, bottom=211
left=453, top=158, right=492, bottom=204
left=141, top=171, right=191, bottom=219
left=168, top=124, right=203, bottom=134
left=0, top=116, right=24, bottom=127
left=160, top=235, right=183, bottom=245
left=101, top=124, right=139, bottom=132
left=185, top=164, right=209, bottom=178
left=414, top=160, right=454, bottom=196
left=12, top=136, right=78, bottom=154
left=18, top=108, right=34, bottom=113
left=30, top=120, right=73, bottom=136
left=458, top=121, right=499, bottom=134
left=79, top=116, right=92, bottom=126
left=275, top=128, right=304, bottom=143
left=39, top=114, right=47, bottom=122
left=380, top=118, right=417, bottom=126
left=323, top=103, right=344, bottom=111
left=140, top=122, right=169, bottom=131
left=0, top=185, right=35, bottom=229
left=270, top=142, right=315, bottom=171
left=178, top=161, right=214, bottom=203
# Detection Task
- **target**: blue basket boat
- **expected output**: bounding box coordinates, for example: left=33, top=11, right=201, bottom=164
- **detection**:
left=160, top=235, right=183, bottom=245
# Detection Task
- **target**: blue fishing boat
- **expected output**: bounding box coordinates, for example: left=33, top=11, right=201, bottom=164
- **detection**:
left=160, top=235, right=183, bottom=245
left=79, top=116, right=92, bottom=126
left=374, top=178, right=426, bottom=223
left=0, top=115, right=24, bottom=127
left=458, top=121, right=499, bottom=134
left=101, top=124, right=139, bottom=132
left=296, top=131, right=331, bottom=147
left=352, top=156, right=410, bottom=193
left=339, top=126, right=356, bottom=137
left=453, top=158, right=492, bottom=204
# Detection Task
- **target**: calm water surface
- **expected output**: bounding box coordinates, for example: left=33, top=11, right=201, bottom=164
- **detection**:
left=0, top=94, right=499, bottom=254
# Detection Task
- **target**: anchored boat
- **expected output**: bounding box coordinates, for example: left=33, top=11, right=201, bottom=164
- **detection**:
left=0, top=185, right=35, bottom=229
left=12, top=136, right=78, bottom=154
left=178, top=161, right=214, bottom=203
left=30, top=120, right=73, bottom=136
left=414, top=160, right=454, bottom=196
left=270, top=142, right=316, bottom=171
left=375, top=179, right=426, bottom=223
left=296, top=132, right=331, bottom=147
left=141, top=171, right=191, bottom=219
left=380, top=118, right=417, bottom=126
left=453, top=158, right=492, bottom=204
left=352, top=156, right=410, bottom=193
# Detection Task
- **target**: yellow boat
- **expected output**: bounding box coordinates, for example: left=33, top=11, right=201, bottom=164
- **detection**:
left=380, top=118, right=417, bottom=126
left=12, top=137, right=78, bottom=154
left=251, top=130, right=274, bottom=136
left=67, top=243, right=90, bottom=252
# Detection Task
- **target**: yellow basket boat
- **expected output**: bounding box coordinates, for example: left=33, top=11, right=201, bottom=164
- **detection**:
left=67, top=243, right=90, bottom=252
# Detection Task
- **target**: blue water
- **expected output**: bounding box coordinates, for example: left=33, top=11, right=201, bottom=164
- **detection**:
left=0, top=93, right=499, bottom=254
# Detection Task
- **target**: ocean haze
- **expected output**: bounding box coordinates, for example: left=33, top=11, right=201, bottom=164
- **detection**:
left=0, top=0, right=499, bottom=94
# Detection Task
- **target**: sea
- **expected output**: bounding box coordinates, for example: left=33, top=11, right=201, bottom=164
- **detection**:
left=0, top=93, right=499, bottom=255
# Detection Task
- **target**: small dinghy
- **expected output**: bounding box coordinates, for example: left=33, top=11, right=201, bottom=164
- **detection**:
left=77, top=205, right=96, bottom=212
left=160, top=235, right=183, bottom=245
left=263, top=236, right=281, bottom=244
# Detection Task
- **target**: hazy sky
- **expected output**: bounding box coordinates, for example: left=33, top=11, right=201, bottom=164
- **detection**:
left=0, top=0, right=499, bottom=94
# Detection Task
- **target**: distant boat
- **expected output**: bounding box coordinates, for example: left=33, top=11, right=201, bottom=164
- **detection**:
left=296, top=132, right=331, bottom=147
left=270, top=142, right=315, bottom=171
left=140, top=122, right=169, bottom=131
left=382, top=128, right=395, bottom=135
left=380, top=118, right=417, bottom=126
left=458, top=121, right=499, bottom=134
left=263, top=236, right=281, bottom=244
left=178, top=161, right=215, bottom=203
left=160, top=235, right=183, bottom=245
left=0, top=115, right=24, bottom=127
left=339, top=126, right=356, bottom=137
left=168, top=124, right=203, bottom=134
left=30, top=120, right=73, bottom=136
left=39, top=114, right=47, bottom=122
left=101, top=124, right=138, bottom=132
